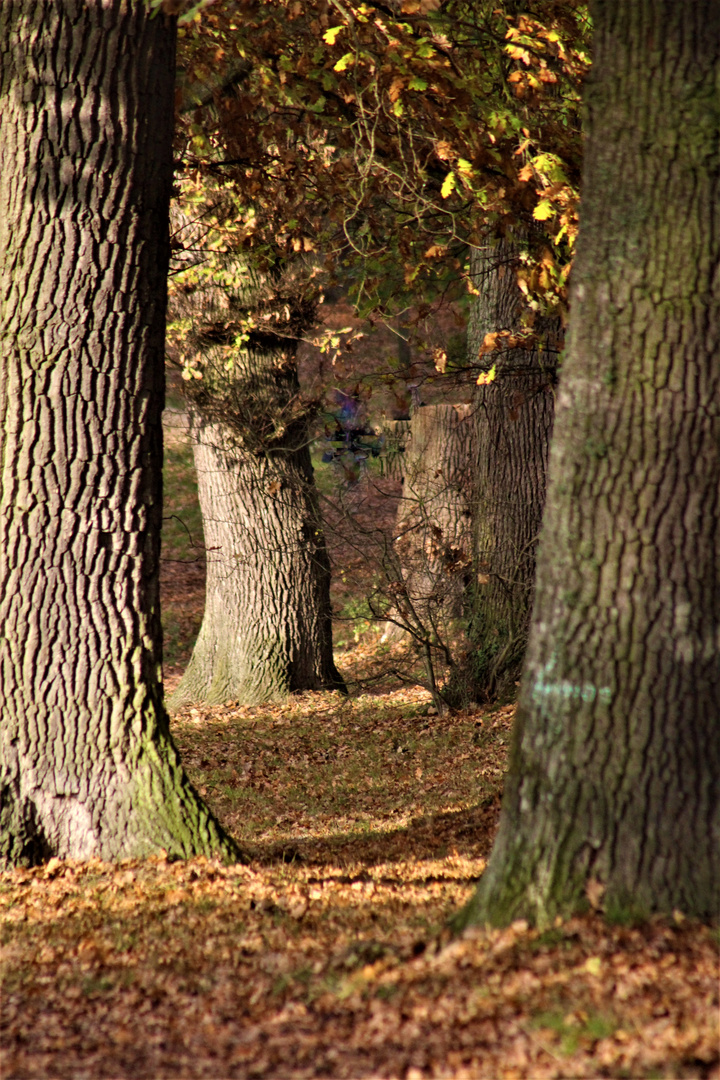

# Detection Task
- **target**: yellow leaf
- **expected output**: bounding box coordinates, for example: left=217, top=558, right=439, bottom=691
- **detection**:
left=323, top=25, right=344, bottom=44
left=584, top=956, right=602, bottom=976
left=440, top=171, right=456, bottom=198
left=476, top=364, right=496, bottom=386
left=533, top=198, right=554, bottom=221
left=434, top=349, right=448, bottom=373
left=334, top=52, right=355, bottom=73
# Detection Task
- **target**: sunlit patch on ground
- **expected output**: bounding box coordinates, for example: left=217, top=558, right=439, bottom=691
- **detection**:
left=1, top=693, right=718, bottom=1080
left=3, top=396, right=716, bottom=1079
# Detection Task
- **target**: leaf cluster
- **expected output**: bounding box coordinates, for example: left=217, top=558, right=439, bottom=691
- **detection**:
left=173, top=0, right=590, bottom=327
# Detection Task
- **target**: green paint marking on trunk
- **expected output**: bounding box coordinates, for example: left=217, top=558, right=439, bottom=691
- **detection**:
left=530, top=655, right=612, bottom=708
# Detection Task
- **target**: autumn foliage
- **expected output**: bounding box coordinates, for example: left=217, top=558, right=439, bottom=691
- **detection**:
left=171, top=0, right=589, bottom=332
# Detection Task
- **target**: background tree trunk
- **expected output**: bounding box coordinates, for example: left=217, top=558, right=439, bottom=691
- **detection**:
left=462, top=0, right=720, bottom=927
left=455, top=241, right=557, bottom=703
left=385, top=404, right=475, bottom=644
left=0, top=0, right=238, bottom=867
left=170, top=338, right=344, bottom=707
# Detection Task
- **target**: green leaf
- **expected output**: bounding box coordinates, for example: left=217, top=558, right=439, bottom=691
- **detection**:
left=533, top=199, right=554, bottom=221
left=178, top=1, right=211, bottom=25
left=392, top=98, right=404, bottom=117
left=323, top=26, right=344, bottom=45
left=440, top=171, right=456, bottom=199
left=407, top=76, right=428, bottom=91
left=531, top=153, right=568, bottom=184
left=415, top=39, right=436, bottom=59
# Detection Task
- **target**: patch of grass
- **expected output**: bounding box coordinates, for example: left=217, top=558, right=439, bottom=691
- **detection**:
left=160, top=423, right=206, bottom=671
left=531, top=1008, right=617, bottom=1055
left=162, top=610, right=203, bottom=668
left=162, top=441, right=204, bottom=564
left=530, top=926, right=571, bottom=951
left=171, top=693, right=511, bottom=858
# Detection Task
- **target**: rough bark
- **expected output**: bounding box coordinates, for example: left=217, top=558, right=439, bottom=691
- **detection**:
left=170, top=337, right=344, bottom=708
left=386, top=404, right=475, bottom=639
left=462, top=0, right=720, bottom=927
left=0, top=1, right=239, bottom=866
left=378, top=418, right=410, bottom=482
left=459, top=241, right=557, bottom=702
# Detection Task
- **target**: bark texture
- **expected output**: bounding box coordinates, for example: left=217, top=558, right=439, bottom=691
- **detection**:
left=170, top=336, right=344, bottom=708
left=458, top=242, right=556, bottom=703
left=463, top=0, right=720, bottom=927
left=386, top=404, right=475, bottom=640
left=0, top=1, right=239, bottom=866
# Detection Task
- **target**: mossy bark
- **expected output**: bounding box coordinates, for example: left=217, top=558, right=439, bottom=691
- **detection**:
left=462, top=0, right=720, bottom=928
left=0, top=1, right=240, bottom=867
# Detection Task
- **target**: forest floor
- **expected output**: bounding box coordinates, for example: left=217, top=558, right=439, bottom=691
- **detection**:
left=1, top=351, right=719, bottom=1080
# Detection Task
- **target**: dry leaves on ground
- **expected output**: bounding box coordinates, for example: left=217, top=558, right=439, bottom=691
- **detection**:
left=1, top=693, right=718, bottom=1080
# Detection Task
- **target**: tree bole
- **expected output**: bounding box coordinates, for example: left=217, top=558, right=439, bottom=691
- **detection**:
left=462, top=0, right=720, bottom=927
left=457, top=241, right=557, bottom=703
left=170, top=405, right=344, bottom=707
left=0, top=0, right=240, bottom=867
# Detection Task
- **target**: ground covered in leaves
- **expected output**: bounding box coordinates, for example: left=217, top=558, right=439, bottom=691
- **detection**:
left=1, top=692, right=718, bottom=1080
left=2, top=398, right=718, bottom=1079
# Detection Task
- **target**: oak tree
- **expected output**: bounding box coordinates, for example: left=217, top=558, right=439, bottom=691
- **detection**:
left=462, top=0, right=720, bottom=927
left=0, top=0, right=238, bottom=866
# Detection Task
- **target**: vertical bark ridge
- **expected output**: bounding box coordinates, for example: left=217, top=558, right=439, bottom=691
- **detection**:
left=0, top=1, right=239, bottom=865
left=170, top=342, right=344, bottom=708
left=463, top=0, right=720, bottom=927
left=386, top=404, right=475, bottom=642
left=459, top=241, right=557, bottom=702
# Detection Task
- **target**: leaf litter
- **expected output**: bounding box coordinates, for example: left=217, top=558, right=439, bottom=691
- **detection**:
left=2, top=402, right=718, bottom=1078
left=1, top=692, right=718, bottom=1080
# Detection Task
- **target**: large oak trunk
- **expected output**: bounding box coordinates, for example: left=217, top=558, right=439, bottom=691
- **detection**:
left=0, top=0, right=238, bottom=866
left=170, top=342, right=344, bottom=707
left=463, top=0, right=720, bottom=927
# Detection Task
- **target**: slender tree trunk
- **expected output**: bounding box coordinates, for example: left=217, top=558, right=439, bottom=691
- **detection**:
left=462, top=0, right=720, bottom=927
left=456, top=242, right=557, bottom=703
left=385, top=404, right=475, bottom=641
left=0, top=1, right=239, bottom=866
left=170, top=341, right=344, bottom=707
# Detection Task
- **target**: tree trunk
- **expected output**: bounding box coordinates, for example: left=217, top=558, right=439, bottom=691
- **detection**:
left=170, top=342, right=344, bottom=707
left=0, top=1, right=239, bottom=867
left=378, top=418, right=410, bottom=481
left=462, top=0, right=720, bottom=927
left=455, top=241, right=556, bottom=704
left=385, top=404, right=475, bottom=642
